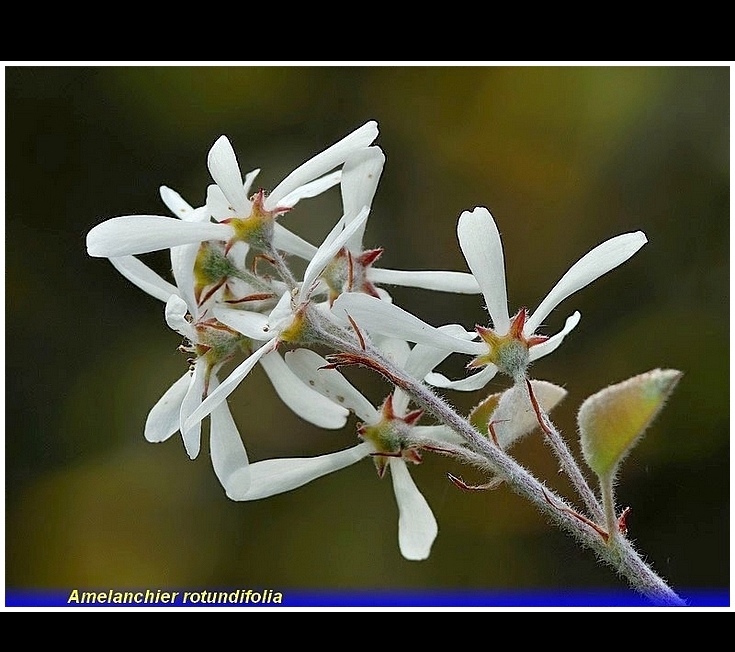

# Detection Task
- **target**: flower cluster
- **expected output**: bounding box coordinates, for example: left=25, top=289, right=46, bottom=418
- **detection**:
left=87, top=120, right=647, bottom=561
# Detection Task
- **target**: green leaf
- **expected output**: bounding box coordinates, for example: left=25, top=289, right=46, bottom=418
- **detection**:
left=578, top=369, right=682, bottom=480
left=469, top=393, right=503, bottom=433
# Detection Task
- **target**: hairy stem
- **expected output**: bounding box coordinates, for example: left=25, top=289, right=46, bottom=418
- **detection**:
left=524, top=378, right=605, bottom=523
left=312, top=312, right=686, bottom=607
left=600, top=476, right=621, bottom=547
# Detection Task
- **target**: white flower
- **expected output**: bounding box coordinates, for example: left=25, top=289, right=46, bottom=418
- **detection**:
left=221, top=344, right=567, bottom=559
left=181, top=207, right=371, bottom=433
left=101, top=205, right=351, bottom=463
left=86, top=121, right=379, bottom=259
left=332, top=206, right=647, bottom=390
left=145, top=365, right=250, bottom=493
left=224, top=346, right=465, bottom=561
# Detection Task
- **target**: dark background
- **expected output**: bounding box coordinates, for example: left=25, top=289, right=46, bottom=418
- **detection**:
left=5, top=65, right=729, bottom=605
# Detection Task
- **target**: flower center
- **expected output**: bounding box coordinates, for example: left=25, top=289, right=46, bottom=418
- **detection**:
left=469, top=309, right=548, bottom=381
left=223, top=190, right=277, bottom=251
left=357, top=395, right=423, bottom=477
left=320, top=247, right=383, bottom=304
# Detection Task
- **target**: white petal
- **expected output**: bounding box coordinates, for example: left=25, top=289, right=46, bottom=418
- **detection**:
left=392, top=325, right=477, bottom=413
left=276, top=170, right=342, bottom=209
left=409, top=424, right=467, bottom=447
left=272, top=223, right=318, bottom=261
left=374, top=335, right=411, bottom=369
left=404, top=324, right=477, bottom=379
left=165, top=295, right=197, bottom=341
left=226, top=442, right=373, bottom=501
left=144, top=372, right=191, bottom=443
left=340, top=146, right=385, bottom=251
left=266, top=121, right=379, bottom=209
left=86, top=216, right=230, bottom=257
left=179, top=360, right=206, bottom=459
left=242, top=169, right=261, bottom=196
left=209, top=377, right=249, bottom=492
left=332, top=293, right=483, bottom=355
left=528, top=311, right=581, bottom=362
left=183, top=339, right=277, bottom=431
left=525, top=232, right=647, bottom=335
left=213, top=305, right=271, bottom=340
left=227, top=240, right=250, bottom=266
left=259, top=351, right=349, bottom=429
left=457, top=207, right=510, bottom=332
left=206, top=184, right=242, bottom=222
left=207, top=135, right=250, bottom=214
left=367, top=268, right=481, bottom=294
left=284, top=349, right=378, bottom=423
left=170, top=244, right=199, bottom=315
left=159, top=185, right=195, bottom=219
left=389, top=458, right=438, bottom=561
left=299, top=208, right=369, bottom=302
left=266, top=290, right=296, bottom=329
left=109, top=256, right=179, bottom=303
left=425, top=364, right=500, bottom=392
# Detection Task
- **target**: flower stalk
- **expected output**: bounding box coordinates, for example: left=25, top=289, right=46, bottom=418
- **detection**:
left=311, top=312, right=685, bottom=606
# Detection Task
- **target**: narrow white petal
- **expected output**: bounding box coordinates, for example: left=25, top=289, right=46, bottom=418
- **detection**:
left=367, top=268, right=481, bottom=294
left=144, top=372, right=191, bottom=443
left=227, top=240, right=250, bottom=266
left=374, top=336, right=411, bottom=369
left=392, top=325, right=477, bottom=414
left=389, top=458, right=438, bottom=561
left=341, top=146, right=385, bottom=251
left=390, top=388, right=414, bottom=420
left=86, top=216, right=230, bottom=257
left=226, top=442, right=373, bottom=501
left=525, top=232, right=647, bottom=335
left=405, top=324, right=477, bottom=379
left=409, top=424, right=467, bottom=447
left=299, top=208, right=369, bottom=302
left=179, top=361, right=206, bottom=459
left=170, top=244, right=199, bottom=315
left=457, top=207, right=510, bottom=332
left=425, top=364, right=499, bottom=392
left=213, top=305, right=271, bottom=340
left=159, top=185, right=195, bottom=218
left=332, top=294, right=483, bottom=355
left=209, top=377, right=249, bottom=492
left=272, top=223, right=318, bottom=261
left=528, top=312, right=581, bottom=362
left=266, top=121, right=379, bottom=209
left=259, top=351, right=349, bottom=429
left=165, top=295, right=197, bottom=341
left=242, top=169, right=261, bottom=196
left=184, top=339, right=277, bottom=431
left=207, top=136, right=250, bottom=214
left=284, top=349, right=378, bottom=423
left=266, top=290, right=296, bottom=329
left=276, top=170, right=342, bottom=209
left=206, top=184, right=243, bottom=222
left=109, top=256, right=179, bottom=303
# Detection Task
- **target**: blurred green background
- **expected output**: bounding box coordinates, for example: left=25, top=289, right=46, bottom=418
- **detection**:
left=5, top=65, right=729, bottom=604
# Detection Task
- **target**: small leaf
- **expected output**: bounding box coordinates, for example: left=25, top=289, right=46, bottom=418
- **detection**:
left=578, top=369, right=682, bottom=480
left=469, top=380, right=567, bottom=449
left=469, top=393, right=502, bottom=432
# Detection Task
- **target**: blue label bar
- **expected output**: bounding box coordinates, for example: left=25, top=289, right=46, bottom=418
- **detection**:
left=4, top=588, right=729, bottom=608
